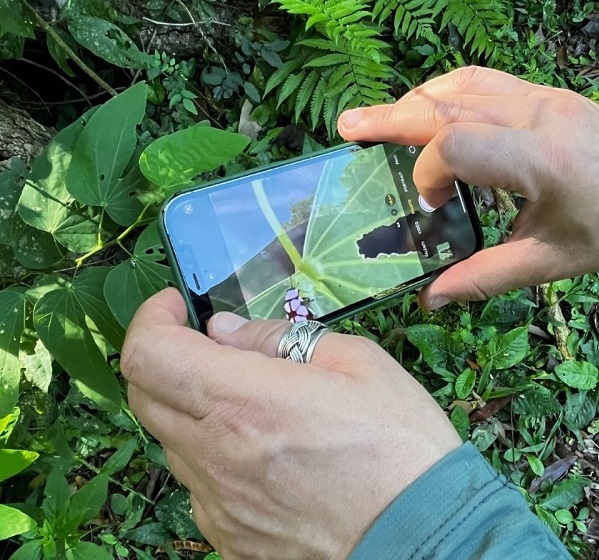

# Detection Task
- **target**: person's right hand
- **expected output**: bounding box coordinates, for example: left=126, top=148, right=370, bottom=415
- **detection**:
left=338, top=66, right=599, bottom=309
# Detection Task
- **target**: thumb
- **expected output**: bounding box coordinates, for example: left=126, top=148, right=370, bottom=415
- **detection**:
left=419, top=238, right=553, bottom=309
left=207, top=312, right=291, bottom=357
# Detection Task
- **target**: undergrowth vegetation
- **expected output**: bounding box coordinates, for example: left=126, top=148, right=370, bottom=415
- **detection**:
left=0, top=0, right=598, bottom=558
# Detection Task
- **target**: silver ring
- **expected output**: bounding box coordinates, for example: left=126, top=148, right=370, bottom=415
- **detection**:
left=277, top=321, right=331, bottom=363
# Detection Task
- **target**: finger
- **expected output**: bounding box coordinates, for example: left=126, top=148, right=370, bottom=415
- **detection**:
left=128, top=383, right=196, bottom=450
left=412, top=123, right=542, bottom=208
left=208, top=312, right=385, bottom=374
left=418, top=238, right=556, bottom=308
left=122, top=290, right=285, bottom=419
left=399, top=66, right=543, bottom=103
left=338, top=94, right=538, bottom=146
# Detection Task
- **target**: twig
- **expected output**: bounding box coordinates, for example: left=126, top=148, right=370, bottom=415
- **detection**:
left=19, top=58, right=92, bottom=106
left=142, top=16, right=195, bottom=27
left=0, top=66, right=51, bottom=115
left=20, top=0, right=118, bottom=97
left=173, top=0, right=228, bottom=70
left=540, top=283, right=572, bottom=360
left=12, top=88, right=125, bottom=108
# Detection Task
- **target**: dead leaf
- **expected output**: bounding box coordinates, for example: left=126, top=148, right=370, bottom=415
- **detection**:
left=470, top=395, right=512, bottom=423
left=529, top=455, right=577, bottom=494
left=557, top=44, right=568, bottom=69
left=238, top=100, right=262, bottom=140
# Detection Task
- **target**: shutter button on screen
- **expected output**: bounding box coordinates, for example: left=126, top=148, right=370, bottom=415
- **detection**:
left=418, top=194, right=436, bottom=213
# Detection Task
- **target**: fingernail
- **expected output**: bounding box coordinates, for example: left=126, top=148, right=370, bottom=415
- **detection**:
left=211, top=312, right=248, bottom=334
left=340, top=109, right=363, bottom=130
left=427, top=296, right=451, bottom=310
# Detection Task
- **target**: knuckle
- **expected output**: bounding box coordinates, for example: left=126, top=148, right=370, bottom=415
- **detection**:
left=120, top=330, right=146, bottom=382
left=452, top=65, right=482, bottom=90
left=431, top=96, right=466, bottom=127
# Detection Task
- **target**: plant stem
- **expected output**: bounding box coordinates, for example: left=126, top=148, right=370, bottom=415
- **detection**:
left=252, top=180, right=304, bottom=271
left=20, top=0, right=118, bottom=97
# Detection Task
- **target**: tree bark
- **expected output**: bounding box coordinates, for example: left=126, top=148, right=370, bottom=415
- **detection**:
left=0, top=99, right=52, bottom=169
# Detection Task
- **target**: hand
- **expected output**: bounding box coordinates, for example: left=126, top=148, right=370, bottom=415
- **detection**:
left=338, top=66, right=599, bottom=309
left=121, top=288, right=461, bottom=559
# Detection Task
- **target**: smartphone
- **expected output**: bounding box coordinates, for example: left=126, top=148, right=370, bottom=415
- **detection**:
left=160, top=142, right=483, bottom=331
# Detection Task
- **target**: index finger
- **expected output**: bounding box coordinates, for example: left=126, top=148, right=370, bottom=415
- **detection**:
left=400, top=66, right=545, bottom=103
left=121, top=288, right=285, bottom=419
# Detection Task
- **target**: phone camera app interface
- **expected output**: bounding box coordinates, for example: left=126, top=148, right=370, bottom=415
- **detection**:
left=177, top=143, right=477, bottom=323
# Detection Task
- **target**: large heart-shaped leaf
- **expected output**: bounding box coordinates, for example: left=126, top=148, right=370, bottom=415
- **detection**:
left=18, top=109, right=107, bottom=253
left=0, top=160, right=63, bottom=268
left=242, top=145, right=425, bottom=319
left=139, top=125, right=250, bottom=191
left=0, top=287, right=28, bottom=417
left=66, top=83, right=147, bottom=226
left=104, top=223, right=173, bottom=328
left=33, top=280, right=121, bottom=413
left=71, top=267, right=126, bottom=351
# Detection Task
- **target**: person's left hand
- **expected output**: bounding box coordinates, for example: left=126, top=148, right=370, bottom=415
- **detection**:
left=121, top=288, right=461, bottom=559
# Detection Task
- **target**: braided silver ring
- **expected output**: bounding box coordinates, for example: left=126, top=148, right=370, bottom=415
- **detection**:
left=277, top=321, right=331, bottom=363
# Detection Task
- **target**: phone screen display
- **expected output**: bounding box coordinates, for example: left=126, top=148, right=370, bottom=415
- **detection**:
left=162, top=143, right=480, bottom=324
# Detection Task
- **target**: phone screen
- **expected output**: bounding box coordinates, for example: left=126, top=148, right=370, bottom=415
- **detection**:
left=162, top=143, right=481, bottom=325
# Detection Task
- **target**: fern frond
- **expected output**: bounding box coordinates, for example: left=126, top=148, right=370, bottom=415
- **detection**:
left=294, top=72, right=320, bottom=123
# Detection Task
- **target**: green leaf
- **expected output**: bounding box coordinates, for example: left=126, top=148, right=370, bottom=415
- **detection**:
left=527, top=454, right=544, bottom=477
left=535, top=506, right=560, bottom=535
left=0, top=0, right=35, bottom=39
left=18, top=109, right=106, bottom=253
left=565, top=391, right=597, bottom=430
left=139, top=125, right=250, bottom=191
left=71, top=267, right=126, bottom=351
left=0, top=287, right=28, bottom=417
left=407, top=325, right=465, bottom=375
left=243, top=146, right=435, bottom=324
left=104, top=222, right=173, bottom=328
left=555, top=360, right=599, bottom=391
left=477, top=326, right=529, bottom=370
left=0, top=505, right=37, bottom=540
left=66, top=474, right=109, bottom=529
left=47, top=29, right=76, bottom=77
left=0, top=158, right=26, bottom=245
left=68, top=15, right=153, bottom=69
left=554, top=509, right=574, bottom=525
left=66, top=83, right=147, bottom=226
left=42, top=468, right=71, bottom=519
left=0, top=159, right=64, bottom=269
left=0, top=449, right=39, bottom=483
left=101, top=437, right=138, bottom=476
left=33, top=280, right=121, bottom=413
left=124, top=522, right=171, bottom=546
left=541, top=476, right=588, bottom=512
left=455, top=368, right=476, bottom=399
left=21, top=339, right=53, bottom=393
left=450, top=406, right=470, bottom=442
left=155, top=489, right=202, bottom=541
left=66, top=541, right=114, bottom=560
left=512, top=384, right=561, bottom=417
left=244, top=81, right=261, bottom=104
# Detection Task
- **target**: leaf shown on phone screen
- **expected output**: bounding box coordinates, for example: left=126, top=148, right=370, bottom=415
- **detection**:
left=241, top=145, right=424, bottom=319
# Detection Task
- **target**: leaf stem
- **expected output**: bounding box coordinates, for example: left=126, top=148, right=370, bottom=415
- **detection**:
left=20, top=0, right=118, bottom=97
left=252, top=180, right=304, bottom=271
